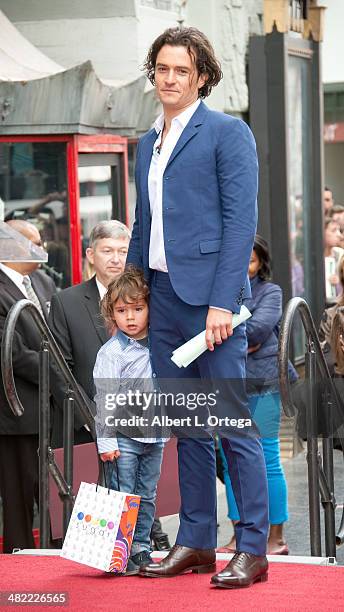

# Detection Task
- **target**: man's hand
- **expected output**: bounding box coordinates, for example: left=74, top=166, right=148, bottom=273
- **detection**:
left=99, top=450, right=120, bottom=462
left=205, top=307, right=233, bottom=351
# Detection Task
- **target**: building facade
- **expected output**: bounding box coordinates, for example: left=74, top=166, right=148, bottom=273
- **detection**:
left=0, top=0, right=264, bottom=115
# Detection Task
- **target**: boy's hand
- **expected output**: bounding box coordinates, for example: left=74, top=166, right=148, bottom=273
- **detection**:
left=99, top=450, right=120, bottom=462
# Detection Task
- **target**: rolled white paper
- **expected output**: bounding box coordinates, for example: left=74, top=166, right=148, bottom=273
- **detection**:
left=171, top=305, right=252, bottom=368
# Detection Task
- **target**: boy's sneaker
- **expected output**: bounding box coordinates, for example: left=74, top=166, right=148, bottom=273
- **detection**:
left=130, top=550, right=153, bottom=568
left=104, top=558, right=139, bottom=577
left=123, top=558, right=140, bottom=576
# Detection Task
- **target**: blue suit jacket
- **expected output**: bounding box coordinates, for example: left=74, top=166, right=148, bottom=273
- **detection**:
left=127, top=101, right=258, bottom=313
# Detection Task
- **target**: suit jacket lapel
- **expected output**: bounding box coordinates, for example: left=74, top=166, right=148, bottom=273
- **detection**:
left=0, top=269, right=28, bottom=304
left=139, top=103, right=208, bottom=198
left=165, top=101, right=208, bottom=170
left=139, top=128, right=157, bottom=220
left=0, top=270, right=51, bottom=322
left=83, top=276, right=108, bottom=345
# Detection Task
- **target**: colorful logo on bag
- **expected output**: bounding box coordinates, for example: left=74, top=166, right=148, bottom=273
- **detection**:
left=77, top=512, right=115, bottom=530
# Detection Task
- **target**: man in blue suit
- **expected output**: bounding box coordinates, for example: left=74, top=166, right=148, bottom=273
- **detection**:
left=127, top=26, right=269, bottom=588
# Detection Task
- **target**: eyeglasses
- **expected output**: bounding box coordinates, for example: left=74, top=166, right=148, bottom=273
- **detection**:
left=32, top=239, right=45, bottom=249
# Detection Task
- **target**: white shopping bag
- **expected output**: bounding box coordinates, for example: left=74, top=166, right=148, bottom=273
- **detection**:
left=61, top=481, right=140, bottom=573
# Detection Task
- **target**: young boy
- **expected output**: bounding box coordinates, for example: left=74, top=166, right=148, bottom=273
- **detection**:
left=93, top=267, right=165, bottom=576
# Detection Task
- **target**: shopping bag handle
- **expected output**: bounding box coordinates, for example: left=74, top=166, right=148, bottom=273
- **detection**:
left=98, top=459, right=120, bottom=493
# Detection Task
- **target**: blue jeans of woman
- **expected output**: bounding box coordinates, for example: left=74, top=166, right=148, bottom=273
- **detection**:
left=107, top=437, right=164, bottom=555
left=220, top=391, right=288, bottom=525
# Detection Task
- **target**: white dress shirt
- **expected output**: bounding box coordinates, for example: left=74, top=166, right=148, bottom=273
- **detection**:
left=0, top=262, right=27, bottom=297
left=95, top=277, right=107, bottom=300
left=147, top=100, right=231, bottom=314
left=148, top=99, right=201, bottom=272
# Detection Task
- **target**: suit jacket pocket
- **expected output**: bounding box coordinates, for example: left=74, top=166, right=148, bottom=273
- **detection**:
left=199, top=239, right=221, bottom=254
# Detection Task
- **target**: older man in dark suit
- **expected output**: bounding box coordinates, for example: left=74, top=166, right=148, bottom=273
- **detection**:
left=48, top=220, right=131, bottom=445
left=0, top=219, right=59, bottom=553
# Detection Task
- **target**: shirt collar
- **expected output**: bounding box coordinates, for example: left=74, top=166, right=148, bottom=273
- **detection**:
left=116, top=329, right=147, bottom=350
left=95, top=277, right=107, bottom=300
left=0, top=262, right=26, bottom=292
left=154, top=98, right=201, bottom=134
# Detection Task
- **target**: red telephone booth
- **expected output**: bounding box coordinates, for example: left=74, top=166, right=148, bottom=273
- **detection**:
left=0, top=134, right=128, bottom=287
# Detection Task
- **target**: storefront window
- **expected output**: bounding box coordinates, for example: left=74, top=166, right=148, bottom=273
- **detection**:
left=78, top=153, right=125, bottom=280
left=287, top=54, right=312, bottom=357
left=0, top=141, right=70, bottom=288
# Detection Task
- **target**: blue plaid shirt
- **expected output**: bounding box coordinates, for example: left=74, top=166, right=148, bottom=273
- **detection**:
left=94, top=330, right=164, bottom=453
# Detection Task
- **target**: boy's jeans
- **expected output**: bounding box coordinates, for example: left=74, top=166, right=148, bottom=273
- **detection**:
left=107, top=437, right=164, bottom=555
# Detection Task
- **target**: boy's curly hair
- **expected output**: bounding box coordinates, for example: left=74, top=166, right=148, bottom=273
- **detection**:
left=101, top=266, right=149, bottom=332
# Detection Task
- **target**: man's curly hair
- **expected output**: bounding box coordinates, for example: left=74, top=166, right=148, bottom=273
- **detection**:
left=143, top=26, right=223, bottom=99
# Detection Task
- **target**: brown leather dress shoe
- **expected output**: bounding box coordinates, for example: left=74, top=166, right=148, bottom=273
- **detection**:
left=139, top=545, right=216, bottom=578
left=211, top=552, right=268, bottom=588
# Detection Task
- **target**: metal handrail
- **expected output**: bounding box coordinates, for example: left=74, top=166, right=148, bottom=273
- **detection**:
left=278, top=296, right=344, bottom=558
left=1, top=299, right=97, bottom=548
left=278, top=297, right=343, bottom=417
left=1, top=299, right=95, bottom=430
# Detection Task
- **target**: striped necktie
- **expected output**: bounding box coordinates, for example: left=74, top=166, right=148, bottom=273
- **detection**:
left=22, top=276, right=44, bottom=318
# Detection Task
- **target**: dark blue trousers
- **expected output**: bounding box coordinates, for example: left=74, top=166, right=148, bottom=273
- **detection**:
left=149, top=271, right=269, bottom=555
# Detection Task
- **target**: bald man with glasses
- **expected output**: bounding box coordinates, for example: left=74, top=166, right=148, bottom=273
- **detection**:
left=0, top=220, right=59, bottom=553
